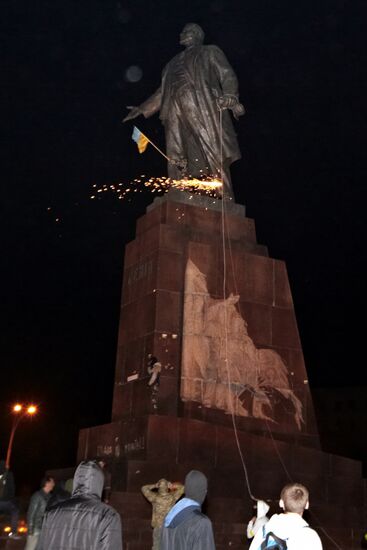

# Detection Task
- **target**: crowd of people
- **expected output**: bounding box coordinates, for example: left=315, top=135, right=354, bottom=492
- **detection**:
left=0, top=455, right=328, bottom=549
left=0, top=460, right=121, bottom=549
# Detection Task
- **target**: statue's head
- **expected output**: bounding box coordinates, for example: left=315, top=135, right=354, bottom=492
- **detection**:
left=180, top=23, right=205, bottom=47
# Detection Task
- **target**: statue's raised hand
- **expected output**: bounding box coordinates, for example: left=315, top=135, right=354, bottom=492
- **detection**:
left=122, top=106, right=142, bottom=122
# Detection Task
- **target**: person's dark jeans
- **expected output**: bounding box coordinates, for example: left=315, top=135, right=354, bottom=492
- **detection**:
left=0, top=500, right=19, bottom=533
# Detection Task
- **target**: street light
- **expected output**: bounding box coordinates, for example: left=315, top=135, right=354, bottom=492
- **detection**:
left=5, top=403, right=38, bottom=470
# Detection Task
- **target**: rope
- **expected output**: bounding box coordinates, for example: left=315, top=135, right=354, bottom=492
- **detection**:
left=218, top=109, right=345, bottom=549
left=219, top=109, right=258, bottom=502
left=223, top=216, right=294, bottom=486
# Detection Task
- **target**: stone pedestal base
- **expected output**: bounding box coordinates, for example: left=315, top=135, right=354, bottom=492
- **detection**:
left=75, top=195, right=366, bottom=548
left=78, top=414, right=366, bottom=549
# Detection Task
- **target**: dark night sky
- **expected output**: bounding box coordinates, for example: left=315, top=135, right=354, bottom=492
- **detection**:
left=1, top=0, right=367, bottom=491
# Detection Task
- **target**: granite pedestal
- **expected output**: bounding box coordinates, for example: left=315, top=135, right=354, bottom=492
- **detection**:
left=77, top=193, right=366, bottom=549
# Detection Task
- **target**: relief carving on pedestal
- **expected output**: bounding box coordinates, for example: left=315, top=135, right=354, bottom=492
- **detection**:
left=181, top=259, right=304, bottom=429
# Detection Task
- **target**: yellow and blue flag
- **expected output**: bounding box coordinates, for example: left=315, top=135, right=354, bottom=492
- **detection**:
left=132, top=126, right=149, bottom=154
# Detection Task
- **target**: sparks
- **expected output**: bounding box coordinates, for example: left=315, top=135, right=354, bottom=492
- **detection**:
left=90, top=176, right=222, bottom=202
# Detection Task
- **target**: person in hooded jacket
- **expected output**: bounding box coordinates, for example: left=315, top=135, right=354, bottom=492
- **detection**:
left=246, top=500, right=270, bottom=541
left=160, top=470, right=215, bottom=550
left=37, top=460, right=122, bottom=550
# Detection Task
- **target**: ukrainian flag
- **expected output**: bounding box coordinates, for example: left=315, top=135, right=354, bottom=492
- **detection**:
left=132, top=126, right=149, bottom=154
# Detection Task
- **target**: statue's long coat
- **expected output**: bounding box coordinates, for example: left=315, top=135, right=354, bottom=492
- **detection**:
left=140, top=45, right=241, bottom=177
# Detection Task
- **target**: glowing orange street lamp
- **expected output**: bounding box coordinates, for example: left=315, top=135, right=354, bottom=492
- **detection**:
left=5, top=404, right=38, bottom=470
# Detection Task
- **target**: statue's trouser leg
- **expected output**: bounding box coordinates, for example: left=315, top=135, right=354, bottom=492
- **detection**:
left=165, top=112, right=186, bottom=180
left=176, top=96, right=235, bottom=198
left=166, top=96, right=214, bottom=180
left=177, top=97, right=216, bottom=178
left=152, top=526, right=161, bottom=550
left=165, top=97, right=235, bottom=199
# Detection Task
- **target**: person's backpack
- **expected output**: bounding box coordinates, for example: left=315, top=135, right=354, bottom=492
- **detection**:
left=260, top=523, right=311, bottom=549
left=260, top=531, right=288, bottom=549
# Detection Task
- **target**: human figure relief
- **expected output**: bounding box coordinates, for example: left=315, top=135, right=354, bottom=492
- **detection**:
left=181, top=259, right=304, bottom=429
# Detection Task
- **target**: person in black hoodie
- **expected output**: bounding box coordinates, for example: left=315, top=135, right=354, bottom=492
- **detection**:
left=37, top=461, right=122, bottom=550
left=160, top=469, right=215, bottom=550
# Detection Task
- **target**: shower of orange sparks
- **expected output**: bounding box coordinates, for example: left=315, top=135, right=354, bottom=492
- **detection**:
left=90, top=176, right=223, bottom=201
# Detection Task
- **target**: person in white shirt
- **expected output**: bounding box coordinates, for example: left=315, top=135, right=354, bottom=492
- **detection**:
left=249, top=483, right=323, bottom=550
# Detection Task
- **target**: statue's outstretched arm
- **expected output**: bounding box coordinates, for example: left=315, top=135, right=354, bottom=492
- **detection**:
left=123, top=87, right=162, bottom=122
left=139, top=87, right=162, bottom=118
left=123, top=106, right=142, bottom=122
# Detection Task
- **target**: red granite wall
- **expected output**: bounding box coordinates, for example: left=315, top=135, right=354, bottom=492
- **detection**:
left=111, top=198, right=318, bottom=442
